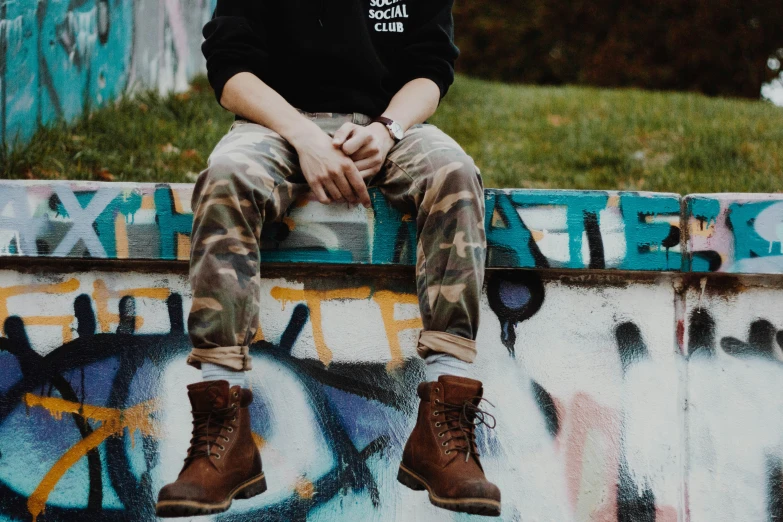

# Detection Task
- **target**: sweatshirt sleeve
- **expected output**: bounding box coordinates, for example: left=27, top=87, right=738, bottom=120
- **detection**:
left=201, top=2, right=269, bottom=106
left=397, top=0, right=460, bottom=99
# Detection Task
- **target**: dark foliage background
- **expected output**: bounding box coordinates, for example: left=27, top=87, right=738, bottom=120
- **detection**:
left=453, top=0, right=783, bottom=98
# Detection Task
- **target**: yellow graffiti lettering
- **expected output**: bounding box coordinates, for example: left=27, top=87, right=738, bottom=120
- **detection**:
left=252, top=321, right=265, bottom=343
left=22, top=316, right=74, bottom=345
left=270, top=286, right=372, bottom=365
left=92, top=280, right=170, bottom=332
left=0, top=278, right=80, bottom=341
left=294, top=477, right=316, bottom=499
left=373, top=290, right=421, bottom=370
left=251, top=432, right=266, bottom=450
left=22, top=393, right=266, bottom=522
left=23, top=394, right=158, bottom=522
left=270, top=286, right=420, bottom=368
left=115, top=213, right=129, bottom=259
left=177, top=233, right=191, bottom=260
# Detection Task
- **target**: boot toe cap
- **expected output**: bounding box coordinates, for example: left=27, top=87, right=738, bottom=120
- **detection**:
left=453, top=478, right=501, bottom=503
left=158, top=481, right=208, bottom=503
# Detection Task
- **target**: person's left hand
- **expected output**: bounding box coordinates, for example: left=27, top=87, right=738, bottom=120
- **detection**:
left=332, top=122, right=396, bottom=179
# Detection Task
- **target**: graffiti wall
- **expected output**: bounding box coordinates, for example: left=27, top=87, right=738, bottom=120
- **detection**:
left=0, top=0, right=216, bottom=146
left=0, top=268, right=686, bottom=522
left=1, top=180, right=783, bottom=521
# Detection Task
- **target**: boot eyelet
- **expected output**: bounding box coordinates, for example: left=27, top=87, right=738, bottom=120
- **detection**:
left=232, top=416, right=237, bottom=422
left=434, top=400, right=440, bottom=405
left=434, top=388, right=439, bottom=393
left=215, top=454, right=221, bottom=460
left=227, top=427, right=234, bottom=433
left=233, top=392, right=239, bottom=398
left=222, top=436, right=229, bottom=442
left=435, top=422, right=441, bottom=427
left=433, top=412, right=439, bottom=417
left=438, top=433, right=444, bottom=438
left=445, top=450, right=452, bottom=455
left=218, top=445, right=225, bottom=451
left=441, top=441, right=447, bottom=446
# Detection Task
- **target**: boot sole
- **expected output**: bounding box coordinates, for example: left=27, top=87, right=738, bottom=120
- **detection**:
left=397, top=464, right=501, bottom=517
left=155, top=472, right=267, bottom=518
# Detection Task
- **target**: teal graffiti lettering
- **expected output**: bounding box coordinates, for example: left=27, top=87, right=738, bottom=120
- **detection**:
left=728, top=201, right=783, bottom=261
left=155, top=186, right=193, bottom=260
left=509, top=192, right=608, bottom=269
left=92, top=190, right=143, bottom=258
left=688, top=198, right=720, bottom=231
left=620, top=194, right=681, bottom=271
left=485, top=192, right=538, bottom=267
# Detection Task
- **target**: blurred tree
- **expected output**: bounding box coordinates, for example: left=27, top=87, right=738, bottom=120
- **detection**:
left=453, top=0, right=783, bottom=98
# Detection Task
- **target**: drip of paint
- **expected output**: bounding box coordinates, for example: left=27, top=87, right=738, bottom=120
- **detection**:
left=501, top=320, right=517, bottom=355
left=698, top=277, right=707, bottom=309
left=0, top=16, right=24, bottom=49
left=65, top=7, right=99, bottom=63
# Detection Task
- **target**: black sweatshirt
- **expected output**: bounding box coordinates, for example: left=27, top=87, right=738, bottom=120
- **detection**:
left=201, top=0, right=459, bottom=117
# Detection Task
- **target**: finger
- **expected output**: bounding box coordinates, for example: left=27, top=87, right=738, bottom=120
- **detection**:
left=343, top=162, right=371, bottom=208
left=310, top=183, right=331, bottom=205
left=350, top=146, right=377, bottom=161
left=353, top=157, right=380, bottom=172
left=332, top=123, right=357, bottom=147
left=342, top=131, right=373, bottom=156
left=331, top=169, right=359, bottom=204
left=322, top=179, right=346, bottom=203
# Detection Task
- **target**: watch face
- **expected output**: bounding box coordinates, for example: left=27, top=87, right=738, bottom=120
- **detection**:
left=390, top=121, right=404, bottom=140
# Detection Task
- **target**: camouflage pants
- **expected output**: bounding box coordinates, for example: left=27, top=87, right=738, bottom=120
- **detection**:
left=187, top=112, right=486, bottom=371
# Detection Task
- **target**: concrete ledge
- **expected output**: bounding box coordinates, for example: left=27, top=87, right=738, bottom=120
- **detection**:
left=5, top=180, right=778, bottom=273
left=2, top=180, right=781, bottom=274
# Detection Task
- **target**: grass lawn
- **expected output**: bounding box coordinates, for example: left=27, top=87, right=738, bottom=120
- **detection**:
left=2, top=74, right=782, bottom=193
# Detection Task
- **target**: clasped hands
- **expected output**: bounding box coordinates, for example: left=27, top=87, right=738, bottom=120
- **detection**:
left=293, top=121, right=395, bottom=208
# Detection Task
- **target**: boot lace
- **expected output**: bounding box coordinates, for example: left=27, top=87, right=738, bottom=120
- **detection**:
left=185, top=404, right=238, bottom=463
left=434, top=396, right=496, bottom=462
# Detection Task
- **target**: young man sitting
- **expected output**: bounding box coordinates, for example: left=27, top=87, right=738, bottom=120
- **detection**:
left=156, top=0, right=501, bottom=517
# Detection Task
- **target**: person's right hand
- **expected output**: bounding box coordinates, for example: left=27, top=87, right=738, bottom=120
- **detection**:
left=290, top=125, right=371, bottom=208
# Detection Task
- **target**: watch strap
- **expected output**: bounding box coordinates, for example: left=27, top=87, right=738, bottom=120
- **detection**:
left=372, top=116, right=395, bottom=127
left=371, top=116, right=402, bottom=142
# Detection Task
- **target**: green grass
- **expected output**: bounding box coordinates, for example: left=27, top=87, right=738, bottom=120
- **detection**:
left=2, top=74, right=782, bottom=193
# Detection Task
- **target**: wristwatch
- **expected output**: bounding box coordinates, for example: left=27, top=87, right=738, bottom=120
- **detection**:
left=372, top=116, right=404, bottom=142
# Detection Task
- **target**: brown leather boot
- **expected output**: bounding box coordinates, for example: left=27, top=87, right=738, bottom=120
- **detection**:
left=398, top=375, right=501, bottom=517
left=156, top=380, right=266, bottom=517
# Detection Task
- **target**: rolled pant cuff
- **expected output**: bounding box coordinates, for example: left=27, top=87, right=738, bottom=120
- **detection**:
left=186, top=346, right=252, bottom=371
left=416, top=330, right=476, bottom=364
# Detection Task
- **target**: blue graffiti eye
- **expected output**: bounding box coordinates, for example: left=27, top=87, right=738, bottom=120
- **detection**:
left=498, top=280, right=531, bottom=310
